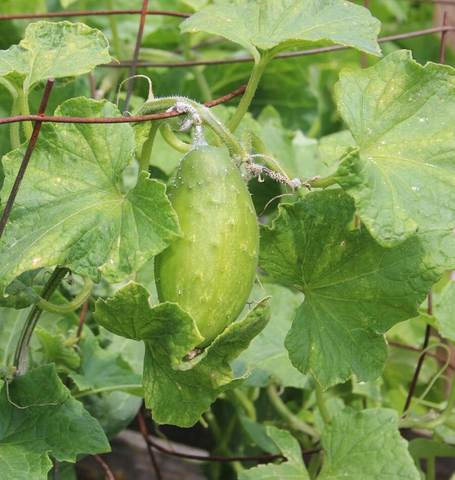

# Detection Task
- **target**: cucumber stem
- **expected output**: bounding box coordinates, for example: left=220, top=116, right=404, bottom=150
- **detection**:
left=315, top=384, right=331, bottom=425
left=13, top=267, right=69, bottom=375
left=161, top=124, right=192, bottom=153
left=136, top=97, right=248, bottom=161
left=267, top=384, right=319, bottom=439
left=38, top=276, right=93, bottom=314
left=227, top=54, right=271, bottom=133
left=139, top=122, right=160, bottom=172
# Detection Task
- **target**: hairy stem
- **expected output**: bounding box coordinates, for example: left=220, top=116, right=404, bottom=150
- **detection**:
left=18, top=89, right=33, bottom=140
left=267, top=384, right=318, bottom=439
left=38, top=277, right=93, bottom=314
left=315, top=385, right=331, bottom=425
left=0, top=79, right=21, bottom=149
left=139, top=122, right=160, bottom=172
left=74, top=384, right=142, bottom=398
left=183, top=35, right=212, bottom=102
left=227, top=54, right=271, bottom=133
left=231, top=389, right=257, bottom=421
left=136, top=97, right=248, bottom=161
left=13, top=267, right=69, bottom=375
left=107, top=0, right=124, bottom=61
left=161, top=123, right=192, bottom=153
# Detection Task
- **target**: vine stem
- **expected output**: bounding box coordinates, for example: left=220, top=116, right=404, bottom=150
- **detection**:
left=13, top=267, right=69, bottom=375
left=74, top=384, right=142, bottom=398
left=315, top=385, right=331, bottom=425
left=139, top=122, right=160, bottom=172
left=399, top=369, right=455, bottom=429
left=38, top=277, right=93, bottom=314
left=227, top=54, right=271, bottom=133
left=18, top=89, right=33, bottom=139
left=136, top=96, right=248, bottom=161
left=160, top=123, right=192, bottom=153
left=107, top=0, right=124, bottom=61
left=0, top=78, right=20, bottom=148
left=267, top=384, right=319, bottom=439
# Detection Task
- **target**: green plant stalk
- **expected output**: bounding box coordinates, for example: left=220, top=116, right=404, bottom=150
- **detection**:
left=139, top=121, right=160, bottom=172
left=309, top=175, right=338, bottom=189
left=227, top=54, right=271, bottom=133
left=426, top=456, right=435, bottom=480
left=18, top=89, right=33, bottom=140
left=74, top=384, right=143, bottom=398
left=315, top=385, right=331, bottom=425
left=183, top=35, right=212, bottom=102
left=230, top=389, right=257, bottom=421
left=13, top=267, right=69, bottom=375
left=9, top=97, right=21, bottom=149
left=400, top=375, right=455, bottom=430
left=38, top=277, right=93, bottom=314
left=0, top=79, right=21, bottom=149
left=161, top=123, right=192, bottom=153
left=267, top=384, right=318, bottom=439
left=136, top=97, right=248, bottom=161
left=307, top=451, right=322, bottom=480
left=205, top=412, right=243, bottom=476
left=107, top=0, right=124, bottom=61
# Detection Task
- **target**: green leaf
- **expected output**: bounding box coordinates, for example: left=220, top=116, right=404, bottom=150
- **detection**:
left=260, top=190, right=438, bottom=387
left=0, top=364, right=109, bottom=480
left=181, top=0, right=381, bottom=63
left=334, top=50, right=455, bottom=268
left=35, top=328, right=80, bottom=371
left=0, top=307, right=27, bottom=368
left=95, top=282, right=270, bottom=427
left=240, top=426, right=309, bottom=480
left=235, top=284, right=307, bottom=388
left=432, top=279, right=455, bottom=342
left=0, top=21, right=111, bottom=93
left=319, top=408, right=419, bottom=479
left=68, top=330, right=142, bottom=396
left=0, top=270, right=47, bottom=309
left=0, top=98, right=180, bottom=292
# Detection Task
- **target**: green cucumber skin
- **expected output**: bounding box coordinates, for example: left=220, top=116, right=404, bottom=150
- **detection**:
left=155, top=146, right=259, bottom=345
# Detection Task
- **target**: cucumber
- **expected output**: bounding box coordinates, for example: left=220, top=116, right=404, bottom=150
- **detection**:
left=155, top=146, right=259, bottom=345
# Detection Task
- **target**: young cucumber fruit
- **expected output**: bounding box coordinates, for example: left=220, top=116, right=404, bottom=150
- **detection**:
left=155, top=146, right=259, bottom=346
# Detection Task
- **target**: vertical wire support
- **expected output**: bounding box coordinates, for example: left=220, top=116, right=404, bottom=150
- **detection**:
left=439, top=10, right=449, bottom=64
left=402, top=10, right=450, bottom=417
left=0, top=78, right=55, bottom=239
left=124, top=0, right=149, bottom=112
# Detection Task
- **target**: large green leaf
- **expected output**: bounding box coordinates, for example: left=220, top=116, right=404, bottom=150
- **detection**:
left=0, top=364, right=109, bottom=480
left=240, top=426, right=309, bottom=480
left=181, top=0, right=381, bottom=63
left=95, top=282, right=270, bottom=427
left=235, top=284, right=307, bottom=388
left=319, top=408, right=419, bottom=479
left=0, top=98, right=180, bottom=293
left=0, top=21, right=111, bottom=93
left=260, top=190, right=438, bottom=387
left=68, top=330, right=142, bottom=396
left=334, top=50, right=455, bottom=268
left=432, top=279, right=455, bottom=342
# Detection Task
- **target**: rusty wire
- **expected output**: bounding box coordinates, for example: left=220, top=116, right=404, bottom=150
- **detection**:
left=0, top=79, right=55, bottom=239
